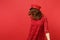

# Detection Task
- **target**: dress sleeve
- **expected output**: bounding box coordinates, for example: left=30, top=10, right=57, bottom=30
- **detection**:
left=44, top=17, right=49, bottom=33
left=27, top=23, right=35, bottom=40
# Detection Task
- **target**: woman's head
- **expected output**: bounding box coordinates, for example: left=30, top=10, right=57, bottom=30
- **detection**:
left=29, top=7, right=42, bottom=20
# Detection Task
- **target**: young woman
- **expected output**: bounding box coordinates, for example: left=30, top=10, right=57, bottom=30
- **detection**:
left=27, top=5, right=50, bottom=40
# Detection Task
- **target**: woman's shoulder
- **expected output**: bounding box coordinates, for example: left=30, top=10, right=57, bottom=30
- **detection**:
left=42, top=15, right=47, bottom=21
left=42, top=15, right=47, bottom=19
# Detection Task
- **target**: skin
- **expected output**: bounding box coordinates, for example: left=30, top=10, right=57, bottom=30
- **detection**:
left=28, top=8, right=50, bottom=40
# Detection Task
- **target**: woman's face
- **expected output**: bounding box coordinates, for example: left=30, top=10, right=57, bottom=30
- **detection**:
left=29, top=8, right=40, bottom=20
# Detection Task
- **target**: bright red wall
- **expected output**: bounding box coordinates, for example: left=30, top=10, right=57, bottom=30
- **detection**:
left=0, top=0, right=60, bottom=40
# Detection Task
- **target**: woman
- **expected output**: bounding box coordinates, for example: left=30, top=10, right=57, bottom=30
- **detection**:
left=27, top=4, right=50, bottom=40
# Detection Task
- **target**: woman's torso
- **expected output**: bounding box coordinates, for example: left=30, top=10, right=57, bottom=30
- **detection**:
left=30, top=16, right=46, bottom=40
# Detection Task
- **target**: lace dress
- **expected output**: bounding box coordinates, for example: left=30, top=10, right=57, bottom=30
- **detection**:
left=27, top=16, right=49, bottom=40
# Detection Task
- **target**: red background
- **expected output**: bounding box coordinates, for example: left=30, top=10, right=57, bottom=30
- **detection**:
left=0, top=0, right=60, bottom=40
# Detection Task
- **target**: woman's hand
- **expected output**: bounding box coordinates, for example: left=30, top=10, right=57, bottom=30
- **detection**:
left=46, top=32, right=50, bottom=40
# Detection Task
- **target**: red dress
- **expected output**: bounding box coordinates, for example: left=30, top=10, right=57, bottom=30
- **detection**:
left=27, top=16, right=49, bottom=40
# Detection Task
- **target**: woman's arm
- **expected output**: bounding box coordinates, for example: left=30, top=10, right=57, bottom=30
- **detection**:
left=44, top=16, right=50, bottom=40
left=27, top=25, right=33, bottom=40
left=46, top=32, right=50, bottom=40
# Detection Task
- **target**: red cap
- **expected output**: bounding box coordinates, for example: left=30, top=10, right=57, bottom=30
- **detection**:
left=31, top=4, right=41, bottom=10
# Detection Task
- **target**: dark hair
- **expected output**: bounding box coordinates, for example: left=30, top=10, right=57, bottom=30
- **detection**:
left=30, top=8, right=42, bottom=16
left=30, top=7, right=38, bottom=10
left=29, top=7, right=43, bottom=19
